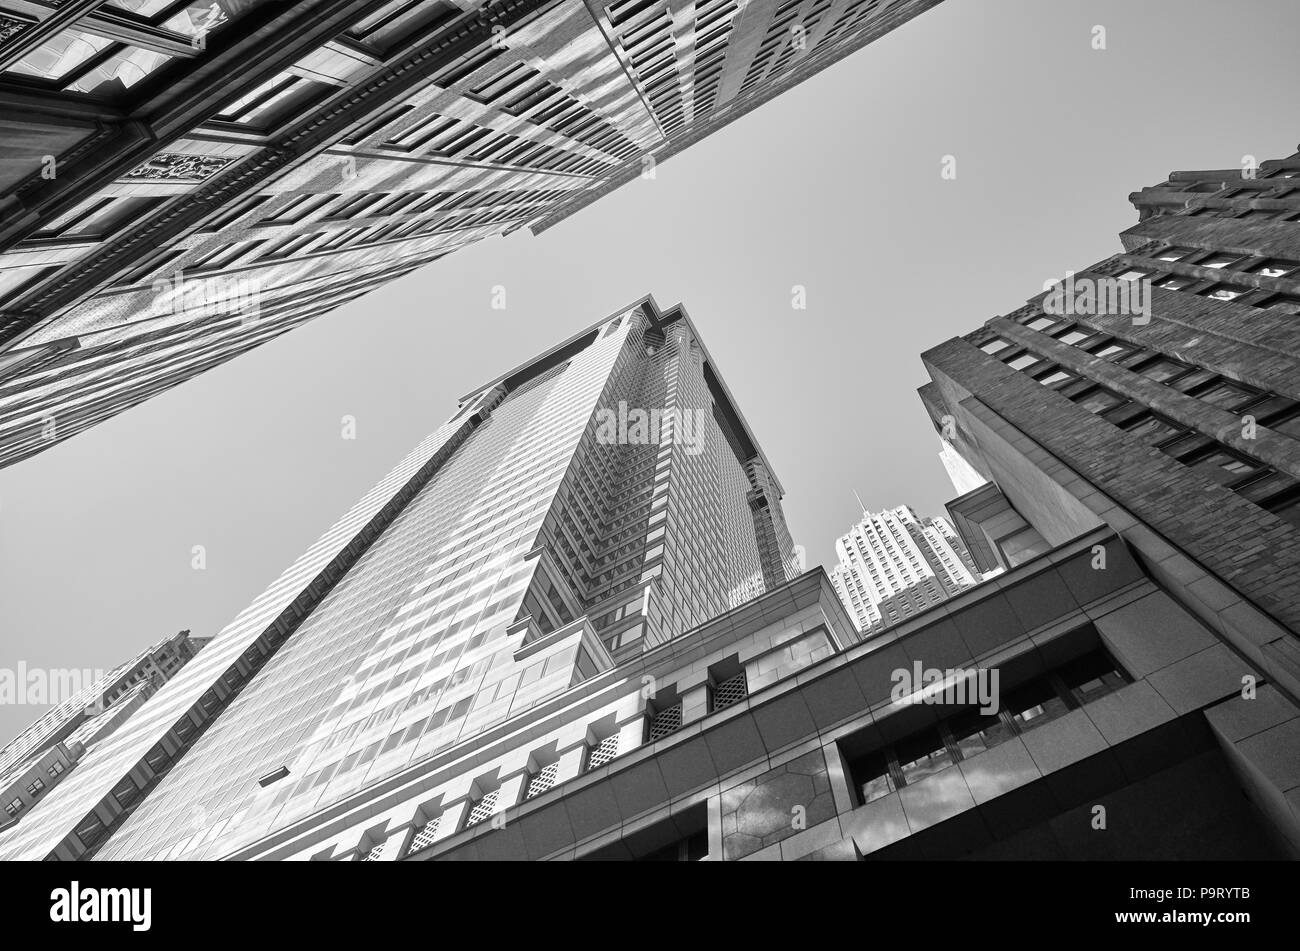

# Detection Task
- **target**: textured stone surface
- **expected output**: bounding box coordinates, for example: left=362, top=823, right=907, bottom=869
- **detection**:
left=721, top=749, right=835, bottom=861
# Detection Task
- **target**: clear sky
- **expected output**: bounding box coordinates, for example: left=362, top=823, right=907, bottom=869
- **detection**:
left=2, top=0, right=1298, bottom=747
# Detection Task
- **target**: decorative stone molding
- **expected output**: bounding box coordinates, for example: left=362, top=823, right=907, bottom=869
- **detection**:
left=0, top=14, right=30, bottom=48
left=119, top=153, right=234, bottom=184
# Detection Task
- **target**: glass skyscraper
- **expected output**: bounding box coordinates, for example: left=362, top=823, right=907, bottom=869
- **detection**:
left=0, top=0, right=944, bottom=470
left=0, top=296, right=799, bottom=860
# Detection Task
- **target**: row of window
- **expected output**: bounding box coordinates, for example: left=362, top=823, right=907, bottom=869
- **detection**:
left=1, top=760, right=63, bottom=818
left=980, top=312, right=1300, bottom=527
left=843, top=646, right=1127, bottom=806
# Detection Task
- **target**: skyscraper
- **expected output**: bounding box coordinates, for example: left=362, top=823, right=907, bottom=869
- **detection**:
left=830, top=504, right=979, bottom=631
left=0, top=295, right=800, bottom=860
left=0, top=630, right=203, bottom=831
left=919, top=143, right=1300, bottom=851
left=0, top=0, right=943, bottom=469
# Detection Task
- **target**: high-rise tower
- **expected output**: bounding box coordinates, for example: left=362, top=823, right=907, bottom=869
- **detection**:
left=0, top=630, right=204, bottom=832
left=0, top=296, right=799, bottom=860
left=830, top=505, right=978, bottom=631
left=0, top=0, right=944, bottom=469
left=920, top=144, right=1300, bottom=854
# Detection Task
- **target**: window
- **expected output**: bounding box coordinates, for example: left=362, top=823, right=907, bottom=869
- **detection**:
left=979, top=338, right=1012, bottom=355
left=1058, top=651, right=1127, bottom=705
left=1248, top=258, right=1299, bottom=279
left=1121, top=412, right=1183, bottom=446
left=839, top=645, right=1126, bottom=807
left=895, top=728, right=953, bottom=785
left=214, top=73, right=334, bottom=129
left=1006, top=352, right=1041, bottom=371
left=1072, top=386, right=1126, bottom=414
left=1188, top=450, right=1265, bottom=486
left=1037, top=368, right=1075, bottom=388
left=849, top=749, right=896, bottom=804
left=32, top=195, right=161, bottom=241
left=1200, top=283, right=1247, bottom=302
left=1155, top=246, right=1194, bottom=262
left=47, top=761, right=66, bottom=779
left=1056, top=327, right=1093, bottom=346
left=1199, top=253, right=1241, bottom=270
left=4, top=798, right=22, bottom=817
left=1254, top=293, right=1300, bottom=315
left=1195, top=380, right=1261, bottom=410
left=1134, top=356, right=1193, bottom=383
left=26, top=778, right=45, bottom=796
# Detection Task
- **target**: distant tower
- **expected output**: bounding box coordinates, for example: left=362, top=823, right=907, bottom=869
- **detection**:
left=831, top=505, right=979, bottom=632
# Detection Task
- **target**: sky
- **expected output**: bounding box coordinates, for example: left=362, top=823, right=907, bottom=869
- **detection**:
left=1, top=0, right=1298, bottom=747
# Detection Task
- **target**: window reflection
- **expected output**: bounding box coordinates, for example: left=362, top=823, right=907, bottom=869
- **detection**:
left=1006, top=680, right=1069, bottom=729
left=67, top=47, right=172, bottom=94
left=7, top=30, right=111, bottom=83
left=895, top=729, right=953, bottom=785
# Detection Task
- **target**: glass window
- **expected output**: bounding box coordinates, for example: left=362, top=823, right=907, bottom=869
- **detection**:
left=1122, top=413, right=1183, bottom=445
left=1199, top=254, right=1240, bottom=270
left=1249, top=259, right=1299, bottom=278
left=1037, top=369, right=1074, bottom=388
left=66, top=46, right=172, bottom=94
left=7, top=30, right=111, bottom=83
left=1200, top=284, right=1247, bottom=302
left=1058, top=650, right=1126, bottom=705
left=850, top=749, right=895, bottom=805
left=895, top=728, right=954, bottom=785
left=1006, top=680, right=1069, bottom=730
left=1135, top=357, right=1192, bottom=383
left=1073, top=387, right=1125, bottom=414
left=979, top=338, right=1011, bottom=355
left=1197, top=381, right=1259, bottom=410
left=948, top=707, right=1014, bottom=759
left=1191, top=452, right=1263, bottom=485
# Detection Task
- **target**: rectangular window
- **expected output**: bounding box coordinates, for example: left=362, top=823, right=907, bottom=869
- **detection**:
left=894, top=728, right=954, bottom=785
left=1248, top=258, right=1299, bottom=279
left=1005, top=679, right=1070, bottom=729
